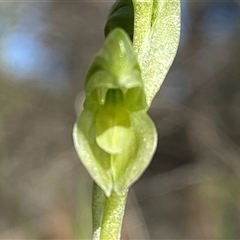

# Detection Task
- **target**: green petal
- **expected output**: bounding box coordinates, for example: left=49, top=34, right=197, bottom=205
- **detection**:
left=111, top=111, right=157, bottom=194
left=85, top=29, right=142, bottom=94
left=73, top=109, right=113, bottom=197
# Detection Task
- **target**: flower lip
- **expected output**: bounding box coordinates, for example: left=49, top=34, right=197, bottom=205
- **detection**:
left=95, top=89, right=131, bottom=154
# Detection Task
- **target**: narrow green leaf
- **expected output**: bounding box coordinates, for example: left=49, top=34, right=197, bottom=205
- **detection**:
left=132, top=0, right=153, bottom=55
left=134, top=0, right=181, bottom=106
left=104, top=0, right=134, bottom=40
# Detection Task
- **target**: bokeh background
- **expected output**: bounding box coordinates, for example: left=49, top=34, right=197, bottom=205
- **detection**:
left=1, top=1, right=240, bottom=239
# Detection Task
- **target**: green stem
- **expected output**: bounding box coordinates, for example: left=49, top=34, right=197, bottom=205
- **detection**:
left=92, top=182, right=128, bottom=240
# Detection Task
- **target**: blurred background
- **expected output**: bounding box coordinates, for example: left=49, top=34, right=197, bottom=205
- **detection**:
left=0, top=0, right=240, bottom=239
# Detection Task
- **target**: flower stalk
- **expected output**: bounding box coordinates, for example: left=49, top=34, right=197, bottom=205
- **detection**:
left=73, top=0, right=181, bottom=239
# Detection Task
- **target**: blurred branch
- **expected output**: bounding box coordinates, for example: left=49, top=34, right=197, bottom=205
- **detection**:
left=136, top=160, right=217, bottom=202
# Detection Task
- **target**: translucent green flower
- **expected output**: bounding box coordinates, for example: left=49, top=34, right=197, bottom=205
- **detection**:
left=73, top=29, right=157, bottom=197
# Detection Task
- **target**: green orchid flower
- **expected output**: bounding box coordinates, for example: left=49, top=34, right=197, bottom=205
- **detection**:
left=73, top=28, right=157, bottom=197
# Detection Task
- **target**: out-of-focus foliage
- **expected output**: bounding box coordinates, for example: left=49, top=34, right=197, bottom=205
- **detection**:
left=0, top=1, right=240, bottom=239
